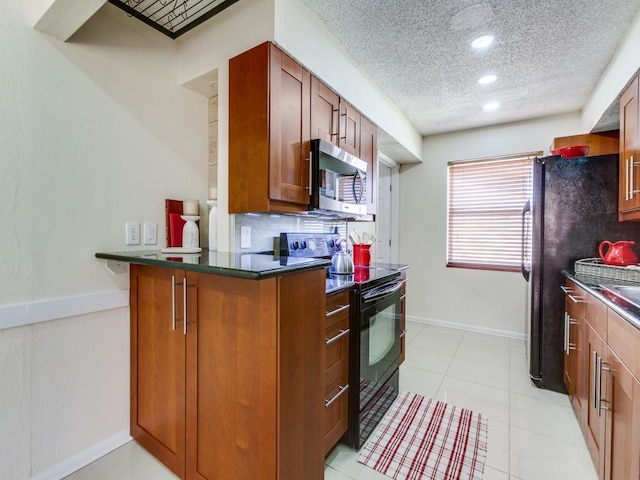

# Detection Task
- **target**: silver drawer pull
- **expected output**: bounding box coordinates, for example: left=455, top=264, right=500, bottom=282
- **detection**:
left=326, top=304, right=349, bottom=317
left=326, top=328, right=349, bottom=346
left=325, top=384, right=349, bottom=408
left=560, top=285, right=584, bottom=304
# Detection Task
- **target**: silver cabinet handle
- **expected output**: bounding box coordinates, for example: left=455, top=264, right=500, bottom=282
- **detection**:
left=560, top=285, right=584, bottom=304
left=172, top=275, right=177, bottom=331
left=400, top=329, right=407, bottom=338
left=326, top=304, right=349, bottom=317
left=183, top=276, right=187, bottom=336
left=626, top=157, right=631, bottom=201
left=592, top=350, right=598, bottom=408
left=326, top=328, right=349, bottom=346
left=569, top=294, right=584, bottom=304
left=325, top=384, right=349, bottom=408
left=596, top=355, right=604, bottom=416
left=306, top=152, right=313, bottom=192
left=599, top=360, right=611, bottom=415
left=631, top=155, right=635, bottom=200
left=564, top=312, right=569, bottom=354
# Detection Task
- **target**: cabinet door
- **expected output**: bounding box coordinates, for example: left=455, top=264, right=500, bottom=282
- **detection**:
left=186, top=273, right=278, bottom=480
left=338, top=99, right=360, bottom=156
left=311, top=76, right=340, bottom=145
left=359, top=115, right=378, bottom=216
left=130, top=265, right=186, bottom=478
left=585, top=322, right=606, bottom=478
left=602, top=347, right=640, bottom=480
left=564, top=281, right=587, bottom=428
left=619, top=75, right=640, bottom=219
left=269, top=43, right=311, bottom=207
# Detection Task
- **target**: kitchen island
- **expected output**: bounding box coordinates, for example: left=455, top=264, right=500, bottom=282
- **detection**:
left=95, top=249, right=330, bottom=480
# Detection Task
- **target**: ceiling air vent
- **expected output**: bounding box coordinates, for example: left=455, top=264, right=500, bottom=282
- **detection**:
left=108, top=0, right=240, bottom=39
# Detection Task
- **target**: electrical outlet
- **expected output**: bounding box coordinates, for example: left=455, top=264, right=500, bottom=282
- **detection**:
left=125, top=222, right=140, bottom=245
left=144, top=222, right=157, bottom=245
left=240, top=226, right=251, bottom=248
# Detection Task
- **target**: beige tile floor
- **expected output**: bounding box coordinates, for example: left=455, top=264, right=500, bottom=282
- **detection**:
left=66, top=321, right=597, bottom=480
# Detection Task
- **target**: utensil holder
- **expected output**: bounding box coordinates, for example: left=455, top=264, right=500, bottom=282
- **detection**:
left=353, top=244, right=371, bottom=267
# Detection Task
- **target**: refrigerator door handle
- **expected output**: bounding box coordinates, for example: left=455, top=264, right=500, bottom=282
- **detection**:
left=521, top=200, right=531, bottom=281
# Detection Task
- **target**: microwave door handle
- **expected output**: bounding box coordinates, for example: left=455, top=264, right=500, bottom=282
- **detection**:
left=353, top=170, right=365, bottom=204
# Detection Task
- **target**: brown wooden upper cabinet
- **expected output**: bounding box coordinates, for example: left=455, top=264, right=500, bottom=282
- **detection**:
left=360, top=115, right=378, bottom=215
left=230, top=42, right=378, bottom=216
left=310, top=76, right=377, bottom=216
left=229, top=42, right=311, bottom=214
left=619, top=75, right=640, bottom=221
left=311, top=76, right=340, bottom=145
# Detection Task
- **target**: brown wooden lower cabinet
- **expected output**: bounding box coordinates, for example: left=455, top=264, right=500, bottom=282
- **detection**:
left=130, top=264, right=325, bottom=480
left=324, top=290, right=350, bottom=455
left=563, top=278, right=640, bottom=480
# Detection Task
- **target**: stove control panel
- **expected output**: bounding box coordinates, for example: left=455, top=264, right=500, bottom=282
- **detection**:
left=280, top=232, right=344, bottom=258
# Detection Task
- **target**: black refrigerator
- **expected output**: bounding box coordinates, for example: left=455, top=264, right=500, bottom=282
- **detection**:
left=524, top=153, right=640, bottom=393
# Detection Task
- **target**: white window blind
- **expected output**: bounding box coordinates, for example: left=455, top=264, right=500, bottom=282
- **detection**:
left=447, top=153, right=537, bottom=271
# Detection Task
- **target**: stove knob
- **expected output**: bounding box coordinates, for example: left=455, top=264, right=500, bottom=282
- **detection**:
left=301, top=241, right=307, bottom=249
left=293, top=241, right=299, bottom=250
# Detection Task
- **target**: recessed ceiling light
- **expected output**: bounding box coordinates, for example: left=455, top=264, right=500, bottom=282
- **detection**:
left=471, top=34, right=494, bottom=49
left=478, top=74, right=497, bottom=85
left=483, top=102, right=500, bottom=111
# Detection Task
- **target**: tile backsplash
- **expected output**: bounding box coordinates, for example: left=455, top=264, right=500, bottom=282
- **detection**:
left=233, top=213, right=358, bottom=253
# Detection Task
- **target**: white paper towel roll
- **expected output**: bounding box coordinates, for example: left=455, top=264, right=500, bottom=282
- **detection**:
left=207, top=200, right=218, bottom=251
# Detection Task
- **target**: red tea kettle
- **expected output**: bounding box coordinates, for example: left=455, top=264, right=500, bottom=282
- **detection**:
left=598, top=240, right=638, bottom=266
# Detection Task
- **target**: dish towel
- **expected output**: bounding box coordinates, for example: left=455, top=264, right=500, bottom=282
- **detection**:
left=358, top=391, right=488, bottom=480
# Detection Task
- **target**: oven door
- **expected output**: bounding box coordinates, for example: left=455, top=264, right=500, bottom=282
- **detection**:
left=360, top=280, right=403, bottom=397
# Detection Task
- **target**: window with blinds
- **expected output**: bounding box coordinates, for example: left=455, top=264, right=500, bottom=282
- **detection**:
left=447, top=153, right=537, bottom=271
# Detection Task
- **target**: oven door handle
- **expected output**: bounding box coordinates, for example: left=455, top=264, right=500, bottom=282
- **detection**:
left=362, top=280, right=403, bottom=302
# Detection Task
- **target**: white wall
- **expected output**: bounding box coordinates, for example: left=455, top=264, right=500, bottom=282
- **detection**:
left=582, top=9, right=640, bottom=132
left=0, top=3, right=208, bottom=477
left=399, top=112, right=582, bottom=336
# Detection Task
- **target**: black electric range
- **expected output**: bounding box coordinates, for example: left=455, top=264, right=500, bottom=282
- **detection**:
left=279, top=232, right=400, bottom=293
left=280, top=231, right=405, bottom=448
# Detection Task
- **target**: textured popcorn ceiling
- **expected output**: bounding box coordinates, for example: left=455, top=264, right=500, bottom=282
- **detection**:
left=300, top=0, right=640, bottom=136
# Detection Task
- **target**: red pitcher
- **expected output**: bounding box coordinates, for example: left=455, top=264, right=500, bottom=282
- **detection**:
left=599, top=240, right=638, bottom=266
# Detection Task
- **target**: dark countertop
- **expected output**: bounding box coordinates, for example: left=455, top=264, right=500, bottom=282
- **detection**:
left=325, top=262, right=409, bottom=294
left=95, top=249, right=331, bottom=280
left=563, top=271, right=640, bottom=330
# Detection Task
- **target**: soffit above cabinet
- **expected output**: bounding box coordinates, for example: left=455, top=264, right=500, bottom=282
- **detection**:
left=107, top=0, right=239, bottom=39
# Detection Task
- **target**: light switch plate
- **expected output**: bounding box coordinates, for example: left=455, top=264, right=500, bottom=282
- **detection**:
left=240, top=226, right=251, bottom=248
left=144, top=222, right=157, bottom=245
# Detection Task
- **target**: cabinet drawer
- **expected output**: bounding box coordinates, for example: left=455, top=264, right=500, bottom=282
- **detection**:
left=326, top=319, right=349, bottom=389
left=608, top=309, right=640, bottom=380
left=326, top=290, right=350, bottom=331
left=324, top=384, right=348, bottom=454
left=565, top=279, right=587, bottom=319
left=587, top=293, right=608, bottom=341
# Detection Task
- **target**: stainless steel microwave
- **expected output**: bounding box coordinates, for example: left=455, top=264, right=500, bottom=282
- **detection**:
left=309, top=139, right=368, bottom=217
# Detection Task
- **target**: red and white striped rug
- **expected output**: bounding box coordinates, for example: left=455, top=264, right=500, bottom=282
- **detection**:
left=358, top=392, right=488, bottom=480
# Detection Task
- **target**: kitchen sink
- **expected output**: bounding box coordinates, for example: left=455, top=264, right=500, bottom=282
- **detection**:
left=600, top=284, right=640, bottom=309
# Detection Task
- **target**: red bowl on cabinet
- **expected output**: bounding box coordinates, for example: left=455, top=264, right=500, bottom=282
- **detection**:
left=550, top=145, right=589, bottom=158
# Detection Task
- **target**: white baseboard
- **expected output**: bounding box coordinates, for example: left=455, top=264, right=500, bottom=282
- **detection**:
left=406, top=314, right=526, bottom=341
left=0, top=289, right=129, bottom=331
left=31, top=430, right=132, bottom=480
